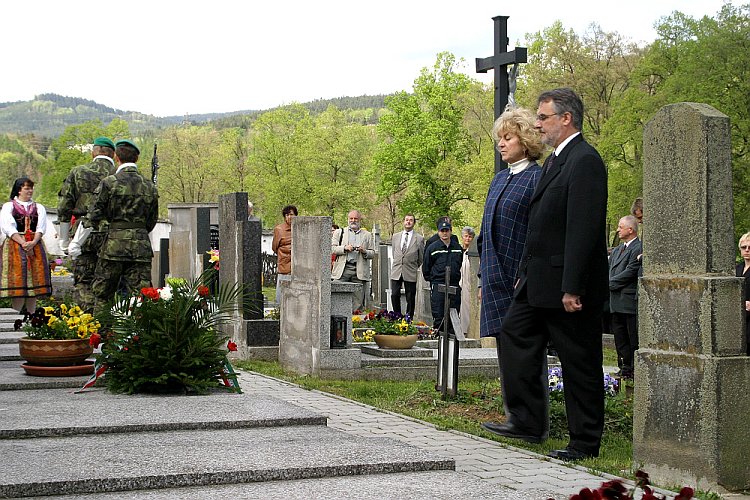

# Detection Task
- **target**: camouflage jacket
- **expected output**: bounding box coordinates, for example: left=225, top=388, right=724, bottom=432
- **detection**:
left=57, top=157, right=116, bottom=225
left=87, top=164, right=159, bottom=262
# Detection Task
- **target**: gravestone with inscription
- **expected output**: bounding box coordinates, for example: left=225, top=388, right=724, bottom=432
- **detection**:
left=218, top=193, right=277, bottom=360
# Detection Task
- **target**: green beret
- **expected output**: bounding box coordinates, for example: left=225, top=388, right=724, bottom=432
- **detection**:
left=93, top=136, right=115, bottom=149
left=115, top=139, right=140, bottom=155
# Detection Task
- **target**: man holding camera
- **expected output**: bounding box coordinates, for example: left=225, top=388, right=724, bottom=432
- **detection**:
left=332, top=209, right=374, bottom=312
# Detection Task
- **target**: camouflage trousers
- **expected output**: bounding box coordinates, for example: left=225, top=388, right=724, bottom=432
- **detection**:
left=72, top=251, right=98, bottom=310
left=92, top=259, right=152, bottom=306
left=72, top=232, right=107, bottom=310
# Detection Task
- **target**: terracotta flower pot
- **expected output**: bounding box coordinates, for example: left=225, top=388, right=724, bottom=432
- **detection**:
left=18, top=337, right=93, bottom=366
left=373, top=334, right=418, bottom=349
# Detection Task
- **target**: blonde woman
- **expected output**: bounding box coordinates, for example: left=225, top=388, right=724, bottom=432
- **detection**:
left=736, top=232, right=750, bottom=354
left=477, top=107, right=544, bottom=342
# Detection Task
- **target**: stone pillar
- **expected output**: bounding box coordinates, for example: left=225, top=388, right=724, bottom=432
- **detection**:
left=279, top=216, right=361, bottom=376
left=634, top=103, right=750, bottom=492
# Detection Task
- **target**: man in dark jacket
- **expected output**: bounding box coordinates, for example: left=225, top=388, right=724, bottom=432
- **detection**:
left=422, top=219, right=463, bottom=332
left=482, top=88, right=608, bottom=462
left=609, top=215, right=642, bottom=379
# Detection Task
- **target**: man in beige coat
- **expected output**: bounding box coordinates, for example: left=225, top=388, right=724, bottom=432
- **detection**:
left=390, top=214, right=424, bottom=318
left=332, top=210, right=375, bottom=312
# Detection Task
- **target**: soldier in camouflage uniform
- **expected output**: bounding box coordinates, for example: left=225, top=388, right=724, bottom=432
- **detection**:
left=57, top=137, right=116, bottom=309
left=86, top=139, right=158, bottom=305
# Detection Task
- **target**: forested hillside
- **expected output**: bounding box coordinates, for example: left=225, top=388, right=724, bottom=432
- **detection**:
left=0, top=93, right=388, bottom=138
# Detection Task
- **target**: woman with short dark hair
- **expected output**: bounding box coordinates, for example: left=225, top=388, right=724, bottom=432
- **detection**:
left=0, top=178, right=52, bottom=311
left=272, top=205, right=298, bottom=306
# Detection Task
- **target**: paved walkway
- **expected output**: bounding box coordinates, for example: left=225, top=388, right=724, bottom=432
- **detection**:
left=239, top=370, right=677, bottom=499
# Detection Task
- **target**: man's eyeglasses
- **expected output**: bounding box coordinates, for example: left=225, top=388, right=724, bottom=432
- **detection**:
left=741, top=245, right=750, bottom=250
left=536, top=113, right=559, bottom=121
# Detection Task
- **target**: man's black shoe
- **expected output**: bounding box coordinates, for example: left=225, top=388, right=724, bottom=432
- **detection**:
left=480, top=422, right=543, bottom=444
left=547, top=447, right=596, bottom=462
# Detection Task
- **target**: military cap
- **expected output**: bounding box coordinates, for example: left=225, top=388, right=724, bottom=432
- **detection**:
left=115, top=139, right=140, bottom=155
left=93, top=137, right=115, bottom=149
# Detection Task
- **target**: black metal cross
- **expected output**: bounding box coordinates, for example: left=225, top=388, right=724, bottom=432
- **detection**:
left=476, top=15, right=527, bottom=174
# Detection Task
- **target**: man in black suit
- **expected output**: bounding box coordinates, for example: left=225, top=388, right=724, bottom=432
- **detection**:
left=609, top=215, right=642, bottom=379
left=481, top=88, right=608, bottom=461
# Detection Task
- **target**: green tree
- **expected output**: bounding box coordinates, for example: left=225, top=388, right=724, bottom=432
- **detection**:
left=373, top=52, right=477, bottom=228
left=599, top=4, right=750, bottom=236
left=157, top=125, right=223, bottom=205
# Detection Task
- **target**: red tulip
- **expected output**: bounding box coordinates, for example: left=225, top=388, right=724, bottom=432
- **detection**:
left=227, top=340, right=238, bottom=352
left=197, top=285, right=210, bottom=297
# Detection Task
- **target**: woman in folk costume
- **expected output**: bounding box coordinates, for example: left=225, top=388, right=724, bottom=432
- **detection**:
left=0, top=177, right=52, bottom=312
left=477, top=107, right=544, bottom=363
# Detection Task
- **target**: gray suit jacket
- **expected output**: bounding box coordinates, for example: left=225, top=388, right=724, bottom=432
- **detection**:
left=331, top=228, right=375, bottom=281
left=609, top=237, right=642, bottom=314
left=390, top=230, right=424, bottom=282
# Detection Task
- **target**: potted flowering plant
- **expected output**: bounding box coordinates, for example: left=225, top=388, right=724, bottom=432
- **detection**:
left=93, top=270, right=245, bottom=395
left=15, top=301, right=101, bottom=373
left=352, top=310, right=419, bottom=349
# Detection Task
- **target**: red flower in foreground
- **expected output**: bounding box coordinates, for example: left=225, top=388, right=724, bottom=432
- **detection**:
left=227, top=340, right=238, bottom=352
left=675, top=487, right=694, bottom=500
left=141, top=287, right=159, bottom=301
left=570, top=488, right=602, bottom=500
left=89, top=332, right=102, bottom=347
left=197, top=285, right=210, bottom=297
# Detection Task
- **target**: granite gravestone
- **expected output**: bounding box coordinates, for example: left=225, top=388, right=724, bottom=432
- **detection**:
left=634, top=102, right=750, bottom=492
left=218, top=193, right=276, bottom=360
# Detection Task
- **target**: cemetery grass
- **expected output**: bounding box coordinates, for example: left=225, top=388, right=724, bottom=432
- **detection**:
left=236, top=360, right=634, bottom=482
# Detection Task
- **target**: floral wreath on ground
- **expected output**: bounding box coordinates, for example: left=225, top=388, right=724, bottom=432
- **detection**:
left=83, top=271, right=245, bottom=395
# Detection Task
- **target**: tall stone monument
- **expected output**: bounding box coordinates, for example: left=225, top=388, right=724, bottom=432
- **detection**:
left=634, top=103, right=750, bottom=492
left=218, top=192, right=266, bottom=359
left=278, top=216, right=361, bottom=376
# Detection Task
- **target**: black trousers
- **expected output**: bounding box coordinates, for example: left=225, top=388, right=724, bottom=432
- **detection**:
left=430, top=282, right=460, bottom=333
left=391, top=278, right=417, bottom=318
left=500, top=289, right=604, bottom=455
left=611, top=312, right=638, bottom=376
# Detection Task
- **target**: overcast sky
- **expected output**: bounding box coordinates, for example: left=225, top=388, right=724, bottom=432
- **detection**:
left=2, top=0, right=742, bottom=117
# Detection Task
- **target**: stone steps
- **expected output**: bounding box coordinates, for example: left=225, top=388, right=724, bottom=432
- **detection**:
left=0, top=389, right=327, bottom=439
left=0, top=423, right=453, bottom=498
left=0, top=343, right=21, bottom=361
left=0, top=331, right=23, bottom=344
left=0, top=331, right=472, bottom=499
left=45, top=471, right=511, bottom=499
left=0, top=360, right=93, bottom=390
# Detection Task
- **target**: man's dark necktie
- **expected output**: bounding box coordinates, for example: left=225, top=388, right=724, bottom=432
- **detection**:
left=542, top=152, right=556, bottom=178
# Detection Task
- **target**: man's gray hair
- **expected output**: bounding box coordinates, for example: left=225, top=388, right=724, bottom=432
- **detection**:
left=538, top=88, right=584, bottom=131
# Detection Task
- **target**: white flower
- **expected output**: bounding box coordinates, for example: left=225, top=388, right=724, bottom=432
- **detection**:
left=158, top=286, right=173, bottom=301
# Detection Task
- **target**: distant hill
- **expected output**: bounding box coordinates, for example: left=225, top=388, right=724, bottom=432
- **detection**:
left=0, top=93, right=389, bottom=138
